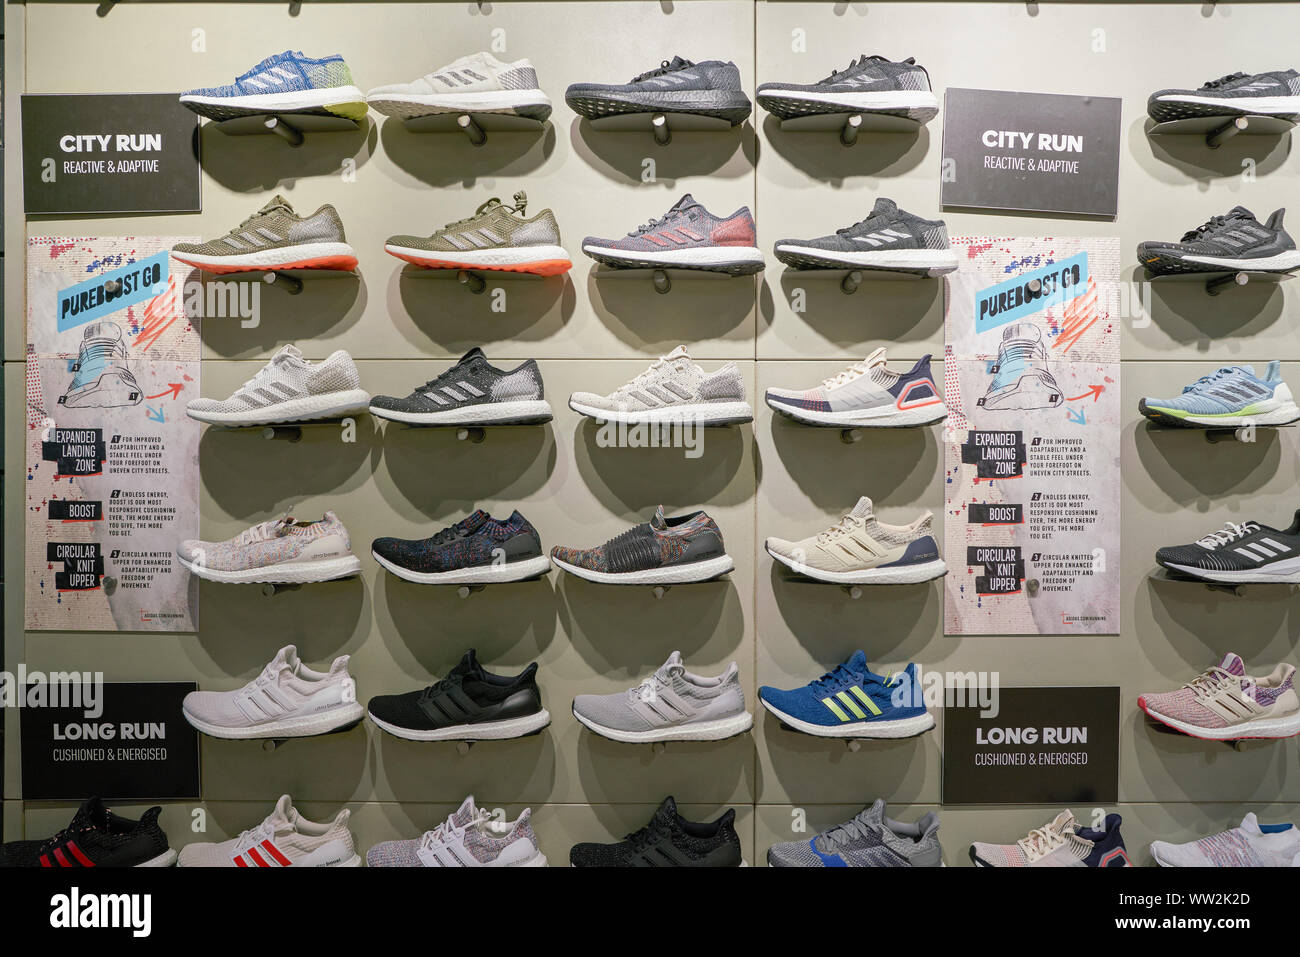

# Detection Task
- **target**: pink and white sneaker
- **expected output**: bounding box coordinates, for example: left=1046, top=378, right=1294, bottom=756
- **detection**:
left=581, top=194, right=764, bottom=275
left=1139, top=652, right=1300, bottom=740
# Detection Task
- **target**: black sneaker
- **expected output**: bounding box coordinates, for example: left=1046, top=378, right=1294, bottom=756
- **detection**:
left=1156, top=513, right=1300, bottom=584
left=0, top=798, right=176, bottom=868
left=372, top=508, right=550, bottom=585
left=569, top=797, right=745, bottom=867
left=1148, top=69, right=1300, bottom=123
left=773, top=198, right=957, bottom=275
left=757, top=54, right=938, bottom=121
left=368, top=348, right=553, bottom=427
left=550, top=506, right=734, bottom=585
left=1137, top=207, right=1300, bottom=276
left=565, top=56, right=752, bottom=125
left=366, top=650, right=551, bottom=741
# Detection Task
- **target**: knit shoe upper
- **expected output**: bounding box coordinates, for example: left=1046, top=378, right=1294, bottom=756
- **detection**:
left=767, top=799, right=943, bottom=868
left=568, top=796, right=744, bottom=867
left=371, top=509, right=542, bottom=575
left=552, top=507, right=726, bottom=574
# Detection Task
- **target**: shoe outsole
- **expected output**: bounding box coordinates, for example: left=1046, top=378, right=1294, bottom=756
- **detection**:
left=1138, top=698, right=1300, bottom=741
left=769, top=402, right=948, bottom=429
left=1138, top=398, right=1300, bottom=429
left=567, top=91, right=751, bottom=125
left=171, top=253, right=359, bottom=274
left=386, top=248, right=572, bottom=276
left=757, top=93, right=936, bottom=123
left=584, top=248, right=765, bottom=275
left=772, top=247, right=954, bottom=276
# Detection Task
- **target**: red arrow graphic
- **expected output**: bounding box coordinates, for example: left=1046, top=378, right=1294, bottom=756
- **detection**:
left=146, top=383, right=184, bottom=400
left=1066, top=385, right=1104, bottom=403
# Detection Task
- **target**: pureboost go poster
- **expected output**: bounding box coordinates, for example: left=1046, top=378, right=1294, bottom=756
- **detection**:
left=25, top=237, right=201, bottom=632
left=943, top=237, right=1120, bottom=636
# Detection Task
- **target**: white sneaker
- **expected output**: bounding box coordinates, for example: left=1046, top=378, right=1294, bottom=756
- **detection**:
left=367, top=53, right=552, bottom=121
left=182, top=645, right=364, bottom=739
left=1151, top=813, right=1300, bottom=867
left=568, top=345, right=752, bottom=425
left=366, top=796, right=547, bottom=867
left=185, top=344, right=370, bottom=426
left=765, top=349, right=947, bottom=428
left=176, top=510, right=362, bottom=584
left=177, top=795, right=360, bottom=867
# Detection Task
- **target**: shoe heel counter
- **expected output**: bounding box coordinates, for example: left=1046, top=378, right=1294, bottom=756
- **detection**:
left=538, top=208, right=562, bottom=245
left=315, top=205, right=347, bottom=243
left=700, top=364, right=746, bottom=402
left=921, top=221, right=951, bottom=250
left=668, top=528, right=727, bottom=567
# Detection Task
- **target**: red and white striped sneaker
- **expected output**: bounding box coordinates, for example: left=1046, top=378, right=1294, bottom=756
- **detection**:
left=177, top=795, right=360, bottom=867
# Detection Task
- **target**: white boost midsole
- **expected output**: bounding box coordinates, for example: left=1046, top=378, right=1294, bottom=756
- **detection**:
left=187, top=389, right=371, bottom=426
left=761, top=698, right=936, bottom=739
left=766, top=395, right=948, bottom=427
left=774, top=244, right=958, bottom=270
left=177, top=553, right=362, bottom=584
left=369, top=399, right=553, bottom=425
left=553, top=553, right=735, bottom=585
left=368, top=89, right=552, bottom=112
left=568, top=398, right=753, bottom=425
left=137, top=849, right=179, bottom=867
left=582, top=244, right=765, bottom=267
left=761, top=88, right=939, bottom=111
left=1144, top=705, right=1300, bottom=740
left=1151, top=401, right=1300, bottom=428
left=1183, top=250, right=1300, bottom=270
left=573, top=709, right=754, bottom=743
left=368, top=708, right=552, bottom=741
left=183, top=702, right=364, bottom=739
left=1163, top=554, right=1300, bottom=583
left=181, top=85, right=366, bottom=112
left=767, top=545, right=947, bottom=585
left=385, top=243, right=570, bottom=266
left=173, top=242, right=356, bottom=270
left=373, top=550, right=551, bottom=585
left=1156, top=93, right=1300, bottom=115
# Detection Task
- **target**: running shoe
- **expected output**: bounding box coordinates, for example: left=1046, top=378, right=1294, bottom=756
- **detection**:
left=551, top=506, right=733, bottom=585
left=368, top=347, right=551, bottom=426
left=759, top=652, right=934, bottom=739
left=773, top=199, right=957, bottom=274
left=1148, top=69, right=1300, bottom=123
left=371, top=509, right=550, bottom=585
left=569, top=797, right=745, bottom=867
left=1138, top=652, right=1300, bottom=740
left=1138, top=361, right=1300, bottom=428
left=181, top=645, right=364, bottom=740
left=366, top=650, right=551, bottom=742
left=1137, top=206, right=1300, bottom=276
left=757, top=54, right=938, bottom=120
left=979, top=322, right=1063, bottom=410
left=366, top=796, right=547, bottom=867
left=969, top=810, right=1130, bottom=867
left=171, top=195, right=358, bottom=274
left=581, top=194, right=764, bottom=275
left=58, top=322, right=143, bottom=409
left=1155, top=514, right=1300, bottom=583
left=177, top=795, right=359, bottom=868
left=572, top=651, right=753, bottom=743
left=766, top=496, right=945, bottom=585
left=567, top=345, right=752, bottom=425
left=176, top=510, right=362, bottom=585
left=765, top=349, right=947, bottom=428
left=1151, top=813, right=1300, bottom=867
left=565, top=56, right=751, bottom=125
left=367, top=52, right=552, bottom=121
left=385, top=191, right=570, bottom=276
left=179, top=50, right=366, bottom=121
left=767, top=800, right=942, bottom=868
left=0, top=798, right=176, bottom=868
left=185, top=344, right=370, bottom=426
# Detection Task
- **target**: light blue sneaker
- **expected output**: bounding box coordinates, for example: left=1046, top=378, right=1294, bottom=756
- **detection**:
left=180, top=51, right=366, bottom=121
left=1139, top=361, right=1300, bottom=427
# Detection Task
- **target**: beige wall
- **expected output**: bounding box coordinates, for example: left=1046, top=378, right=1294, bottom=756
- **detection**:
left=6, top=0, right=1300, bottom=865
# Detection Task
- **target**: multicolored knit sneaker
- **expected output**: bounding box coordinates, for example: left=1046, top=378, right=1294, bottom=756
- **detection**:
left=371, top=509, right=550, bottom=585
left=1151, top=813, right=1300, bottom=867
left=550, top=506, right=733, bottom=585
left=366, top=796, right=547, bottom=867
left=176, top=511, right=362, bottom=585
left=581, top=194, right=764, bottom=275
left=970, top=810, right=1131, bottom=867
left=1138, top=652, right=1300, bottom=740
left=179, top=50, right=367, bottom=121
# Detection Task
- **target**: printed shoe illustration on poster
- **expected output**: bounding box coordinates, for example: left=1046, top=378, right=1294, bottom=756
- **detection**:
left=943, top=237, right=1121, bottom=636
left=25, top=237, right=201, bottom=632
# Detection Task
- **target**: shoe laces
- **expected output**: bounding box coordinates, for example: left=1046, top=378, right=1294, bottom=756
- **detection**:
left=632, top=57, right=693, bottom=83
left=819, top=54, right=889, bottom=84
left=625, top=819, right=671, bottom=852
left=1181, top=212, right=1249, bottom=243
left=421, top=808, right=490, bottom=851
left=822, top=360, right=877, bottom=389
left=816, top=512, right=863, bottom=543
left=1196, top=520, right=1259, bottom=549
left=630, top=210, right=681, bottom=236
left=420, top=672, right=465, bottom=701
left=1183, top=367, right=1238, bottom=394
left=232, top=516, right=293, bottom=546
left=819, top=813, right=877, bottom=851
left=633, top=663, right=684, bottom=702
left=443, top=191, right=526, bottom=229
left=235, top=820, right=276, bottom=851
left=626, top=354, right=687, bottom=390
left=1200, top=71, right=1248, bottom=90
left=1187, top=665, right=1238, bottom=699
left=1017, top=824, right=1068, bottom=860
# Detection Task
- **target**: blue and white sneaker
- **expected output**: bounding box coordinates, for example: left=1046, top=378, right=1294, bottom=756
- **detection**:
left=180, top=51, right=367, bottom=122
left=759, top=652, right=935, bottom=739
left=1139, top=361, right=1300, bottom=428
left=765, top=349, right=947, bottom=428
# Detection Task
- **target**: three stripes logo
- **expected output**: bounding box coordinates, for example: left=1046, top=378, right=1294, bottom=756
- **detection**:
left=821, top=686, right=882, bottom=723
left=850, top=228, right=910, bottom=247
left=1233, top=535, right=1291, bottom=565
left=234, top=839, right=293, bottom=867
left=40, top=842, right=97, bottom=867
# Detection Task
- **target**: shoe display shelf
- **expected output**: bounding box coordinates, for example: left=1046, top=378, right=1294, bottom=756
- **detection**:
left=208, top=112, right=364, bottom=147
left=1141, top=419, right=1296, bottom=445
left=778, top=570, right=948, bottom=601
left=1146, top=268, right=1297, bottom=297
left=587, top=111, right=737, bottom=145
left=777, top=107, right=937, bottom=146
left=398, top=111, right=547, bottom=146
left=588, top=264, right=760, bottom=295
left=1146, top=113, right=1297, bottom=149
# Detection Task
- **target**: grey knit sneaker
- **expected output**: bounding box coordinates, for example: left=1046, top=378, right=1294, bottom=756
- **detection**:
left=366, top=796, right=546, bottom=867
left=568, top=345, right=752, bottom=425
left=384, top=190, right=571, bottom=275
left=573, top=651, right=752, bottom=743
left=1148, top=69, right=1300, bottom=123
left=767, top=800, right=943, bottom=867
left=186, top=344, right=369, bottom=426
left=171, top=195, right=357, bottom=274
left=773, top=198, right=957, bottom=274
left=566, top=56, right=751, bottom=125
left=369, top=347, right=551, bottom=426
left=757, top=54, right=938, bottom=121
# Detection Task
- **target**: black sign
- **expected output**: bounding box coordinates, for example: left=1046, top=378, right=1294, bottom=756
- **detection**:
left=943, top=686, right=1119, bottom=805
left=20, top=681, right=200, bottom=800
left=940, top=88, right=1121, bottom=217
left=22, top=93, right=200, bottom=214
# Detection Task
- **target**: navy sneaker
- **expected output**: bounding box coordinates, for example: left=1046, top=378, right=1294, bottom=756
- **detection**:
left=371, top=509, right=550, bottom=585
left=565, top=56, right=752, bottom=125
left=1148, top=69, right=1300, bottom=123
left=758, top=652, right=935, bottom=738
left=970, top=810, right=1131, bottom=867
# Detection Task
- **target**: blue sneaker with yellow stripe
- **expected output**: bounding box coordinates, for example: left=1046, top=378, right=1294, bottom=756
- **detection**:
left=759, top=652, right=934, bottom=739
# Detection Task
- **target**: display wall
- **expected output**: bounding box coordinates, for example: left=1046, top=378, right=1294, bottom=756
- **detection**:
left=5, top=0, right=1300, bottom=867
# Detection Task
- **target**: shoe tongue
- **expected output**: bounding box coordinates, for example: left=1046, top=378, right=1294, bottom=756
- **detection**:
left=845, top=650, right=869, bottom=674
left=650, top=505, right=668, bottom=530
left=452, top=795, right=479, bottom=828
left=850, top=496, right=875, bottom=520
left=871, top=197, right=898, bottom=218
left=858, top=798, right=886, bottom=827
left=271, top=645, right=298, bottom=674
left=662, top=344, right=691, bottom=362
left=458, top=347, right=487, bottom=366
left=273, top=343, right=304, bottom=364
left=1048, top=809, right=1076, bottom=834
left=268, top=794, right=295, bottom=829
left=258, top=194, right=295, bottom=216
left=653, top=796, right=679, bottom=824
left=863, top=347, right=888, bottom=368
left=458, top=509, right=490, bottom=533
left=476, top=197, right=503, bottom=215
left=1240, top=812, right=1262, bottom=835
left=659, top=650, right=684, bottom=675
left=72, top=797, right=111, bottom=829
left=1226, top=205, right=1255, bottom=221
left=1219, top=652, right=1246, bottom=677
left=451, top=649, right=481, bottom=678
left=666, top=56, right=692, bottom=70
